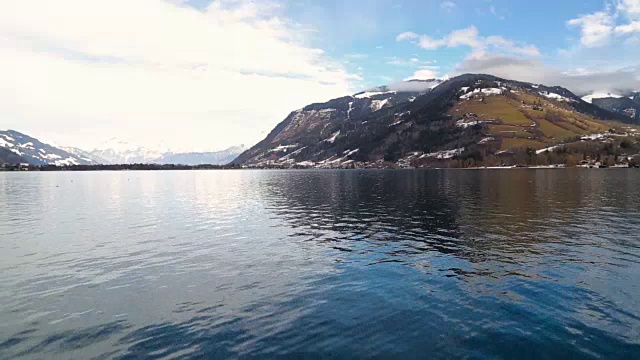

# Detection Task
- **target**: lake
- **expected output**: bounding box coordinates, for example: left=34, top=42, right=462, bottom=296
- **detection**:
left=0, top=169, right=639, bottom=359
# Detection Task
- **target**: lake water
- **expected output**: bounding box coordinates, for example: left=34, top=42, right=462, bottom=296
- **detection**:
left=0, top=170, right=639, bottom=359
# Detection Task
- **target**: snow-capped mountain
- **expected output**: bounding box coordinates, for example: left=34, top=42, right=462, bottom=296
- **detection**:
left=153, top=145, right=247, bottom=165
left=89, top=139, right=167, bottom=164
left=61, top=146, right=111, bottom=164
left=0, top=130, right=96, bottom=166
left=86, top=139, right=247, bottom=165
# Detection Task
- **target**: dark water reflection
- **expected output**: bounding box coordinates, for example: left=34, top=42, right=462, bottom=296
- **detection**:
left=0, top=170, right=639, bottom=359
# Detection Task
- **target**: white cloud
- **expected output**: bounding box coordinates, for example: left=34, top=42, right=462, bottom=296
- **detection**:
left=404, top=69, right=439, bottom=81
left=568, top=1, right=640, bottom=47
left=440, top=1, right=456, bottom=12
left=396, top=32, right=419, bottom=41
left=568, top=11, right=614, bottom=47
left=454, top=52, right=640, bottom=95
left=386, top=56, right=436, bottom=67
left=397, top=26, right=540, bottom=56
left=615, top=21, right=640, bottom=33
left=0, top=0, right=356, bottom=151
left=618, top=0, right=640, bottom=19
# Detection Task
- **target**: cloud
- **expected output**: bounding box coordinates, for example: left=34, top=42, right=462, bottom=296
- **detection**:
left=0, top=0, right=356, bottom=151
left=440, top=1, right=456, bottom=12
left=397, top=26, right=540, bottom=56
left=385, top=56, right=436, bottom=67
left=404, top=69, right=439, bottom=81
left=454, top=52, right=640, bottom=95
left=615, top=21, right=640, bottom=34
left=396, top=32, right=419, bottom=41
left=568, top=1, right=640, bottom=47
left=568, top=11, right=614, bottom=47
left=618, top=0, right=640, bottom=19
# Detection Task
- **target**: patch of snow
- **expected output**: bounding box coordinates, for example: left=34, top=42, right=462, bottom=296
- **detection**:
left=54, top=157, right=79, bottom=166
left=0, top=138, right=14, bottom=148
left=581, top=133, right=607, bottom=141
left=370, top=98, right=391, bottom=112
left=269, top=144, right=299, bottom=153
left=456, top=119, right=492, bottom=128
left=354, top=90, right=396, bottom=99
left=459, top=87, right=504, bottom=100
left=343, top=148, right=359, bottom=156
left=422, top=148, right=465, bottom=159
left=278, top=146, right=307, bottom=161
left=324, top=130, right=341, bottom=144
left=532, top=84, right=539, bottom=88
left=408, top=96, right=416, bottom=102
left=478, top=137, right=495, bottom=144
left=347, top=101, right=354, bottom=120
left=19, top=142, right=34, bottom=149
left=536, top=145, right=562, bottom=154
left=390, top=119, right=404, bottom=126
left=540, top=91, right=573, bottom=102
left=296, top=161, right=315, bottom=167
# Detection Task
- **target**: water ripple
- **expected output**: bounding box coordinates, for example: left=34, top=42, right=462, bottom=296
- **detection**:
left=0, top=170, right=639, bottom=359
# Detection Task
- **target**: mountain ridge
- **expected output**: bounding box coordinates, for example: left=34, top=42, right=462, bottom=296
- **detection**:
left=232, top=73, right=639, bottom=168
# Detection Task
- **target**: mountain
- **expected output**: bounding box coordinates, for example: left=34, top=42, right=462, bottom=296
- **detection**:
left=85, top=140, right=246, bottom=165
left=0, top=130, right=97, bottom=166
left=233, top=74, right=637, bottom=168
left=0, top=147, right=27, bottom=165
left=153, top=146, right=247, bottom=165
left=61, top=146, right=111, bottom=164
left=88, top=140, right=166, bottom=164
left=592, top=97, right=640, bottom=122
left=232, top=79, right=442, bottom=165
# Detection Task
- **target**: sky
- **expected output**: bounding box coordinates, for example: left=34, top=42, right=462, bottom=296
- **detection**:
left=2, top=0, right=640, bottom=151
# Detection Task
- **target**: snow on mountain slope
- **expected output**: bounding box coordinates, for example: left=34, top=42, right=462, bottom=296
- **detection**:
left=60, top=147, right=111, bottom=164
left=89, top=139, right=167, bottom=164
left=0, top=130, right=96, bottom=166
left=84, top=139, right=247, bottom=165
left=153, top=145, right=247, bottom=165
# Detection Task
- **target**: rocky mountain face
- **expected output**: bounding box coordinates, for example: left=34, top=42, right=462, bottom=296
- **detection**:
left=0, top=130, right=97, bottom=166
left=232, top=79, right=442, bottom=165
left=592, top=97, right=640, bottom=122
left=233, top=74, right=635, bottom=168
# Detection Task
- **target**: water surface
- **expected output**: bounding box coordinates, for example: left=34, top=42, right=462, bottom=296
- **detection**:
left=1, top=170, right=639, bottom=359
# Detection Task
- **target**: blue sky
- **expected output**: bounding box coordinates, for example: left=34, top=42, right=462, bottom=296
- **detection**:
left=1, top=0, right=639, bottom=151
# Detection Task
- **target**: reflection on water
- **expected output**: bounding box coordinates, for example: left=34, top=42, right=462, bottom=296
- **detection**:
left=0, top=170, right=639, bottom=359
